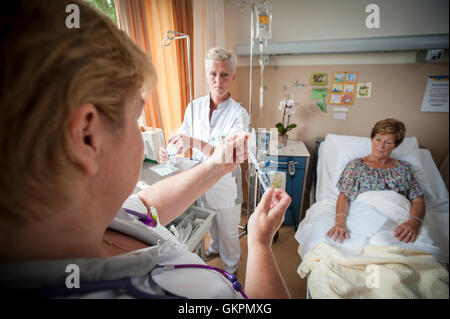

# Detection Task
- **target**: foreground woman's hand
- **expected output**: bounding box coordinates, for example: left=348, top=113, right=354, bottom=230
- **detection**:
left=207, top=132, right=248, bottom=175
left=248, top=188, right=292, bottom=247
left=245, top=188, right=292, bottom=298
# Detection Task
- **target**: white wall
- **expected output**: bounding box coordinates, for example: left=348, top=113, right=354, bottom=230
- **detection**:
left=226, top=0, right=448, bottom=44
left=224, top=0, right=449, bottom=65
left=225, top=0, right=449, bottom=166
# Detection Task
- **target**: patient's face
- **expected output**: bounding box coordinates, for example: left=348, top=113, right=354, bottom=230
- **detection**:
left=371, top=133, right=396, bottom=159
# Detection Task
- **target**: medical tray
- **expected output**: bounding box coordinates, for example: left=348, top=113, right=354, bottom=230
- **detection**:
left=166, top=205, right=216, bottom=254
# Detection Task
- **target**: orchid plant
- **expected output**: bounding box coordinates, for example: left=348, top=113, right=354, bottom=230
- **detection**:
left=276, top=93, right=297, bottom=136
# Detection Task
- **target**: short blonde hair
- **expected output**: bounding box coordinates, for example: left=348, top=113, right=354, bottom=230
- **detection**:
left=0, top=0, right=156, bottom=228
left=204, top=47, right=237, bottom=74
left=371, top=118, right=406, bottom=147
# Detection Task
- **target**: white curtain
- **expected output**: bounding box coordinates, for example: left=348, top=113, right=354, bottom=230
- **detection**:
left=192, top=0, right=225, bottom=98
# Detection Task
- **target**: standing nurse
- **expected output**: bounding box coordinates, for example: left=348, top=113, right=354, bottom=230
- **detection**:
left=160, top=47, right=249, bottom=274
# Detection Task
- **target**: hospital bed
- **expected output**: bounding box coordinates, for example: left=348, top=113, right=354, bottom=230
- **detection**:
left=295, top=134, right=449, bottom=299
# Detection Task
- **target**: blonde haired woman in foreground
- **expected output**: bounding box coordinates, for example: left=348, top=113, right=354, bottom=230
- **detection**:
left=0, top=0, right=290, bottom=299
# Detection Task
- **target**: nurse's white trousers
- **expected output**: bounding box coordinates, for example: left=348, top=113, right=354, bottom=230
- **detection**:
left=207, top=205, right=241, bottom=274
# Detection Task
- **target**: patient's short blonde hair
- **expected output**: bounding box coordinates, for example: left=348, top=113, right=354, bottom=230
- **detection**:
left=371, top=118, right=406, bottom=147
left=204, top=47, right=237, bottom=75
left=0, top=0, right=156, bottom=229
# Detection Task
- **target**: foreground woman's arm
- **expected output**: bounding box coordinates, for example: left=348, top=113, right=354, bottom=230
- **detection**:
left=138, top=133, right=247, bottom=226
left=245, top=188, right=292, bottom=299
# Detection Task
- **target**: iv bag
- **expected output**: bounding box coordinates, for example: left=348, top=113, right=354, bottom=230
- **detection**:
left=255, top=3, right=272, bottom=41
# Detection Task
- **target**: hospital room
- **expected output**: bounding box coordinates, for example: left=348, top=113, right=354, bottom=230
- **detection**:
left=0, top=0, right=448, bottom=304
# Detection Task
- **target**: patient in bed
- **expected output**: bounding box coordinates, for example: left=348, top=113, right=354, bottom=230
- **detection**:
left=327, top=118, right=426, bottom=244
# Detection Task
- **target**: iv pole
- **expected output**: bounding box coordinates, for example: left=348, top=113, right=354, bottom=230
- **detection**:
left=163, top=31, right=194, bottom=146
left=238, top=0, right=256, bottom=238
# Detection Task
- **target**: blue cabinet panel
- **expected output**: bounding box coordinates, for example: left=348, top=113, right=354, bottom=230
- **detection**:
left=261, top=155, right=306, bottom=228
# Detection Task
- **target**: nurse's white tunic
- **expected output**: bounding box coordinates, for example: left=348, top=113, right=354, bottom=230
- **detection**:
left=179, top=95, right=249, bottom=273
left=179, top=94, right=249, bottom=210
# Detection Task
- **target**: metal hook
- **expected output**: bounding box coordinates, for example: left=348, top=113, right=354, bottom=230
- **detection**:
left=162, top=31, right=174, bottom=46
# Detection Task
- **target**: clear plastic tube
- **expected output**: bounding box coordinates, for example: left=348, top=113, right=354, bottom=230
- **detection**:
left=248, top=149, right=270, bottom=192
left=248, top=149, right=277, bottom=207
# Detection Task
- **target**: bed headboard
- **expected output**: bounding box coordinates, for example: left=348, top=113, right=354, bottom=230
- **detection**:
left=309, top=137, right=325, bottom=206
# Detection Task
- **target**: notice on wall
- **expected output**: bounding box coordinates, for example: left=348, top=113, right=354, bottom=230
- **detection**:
left=333, top=107, right=348, bottom=120
left=421, top=76, right=449, bottom=112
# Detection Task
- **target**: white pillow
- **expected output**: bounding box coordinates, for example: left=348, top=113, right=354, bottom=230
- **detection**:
left=398, top=149, right=449, bottom=213
left=391, top=136, right=420, bottom=158
left=316, top=134, right=421, bottom=202
left=316, top=134, right=370, bottom=202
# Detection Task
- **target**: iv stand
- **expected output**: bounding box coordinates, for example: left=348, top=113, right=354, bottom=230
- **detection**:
left=238, top=0, right=256, bottom=238
left=163, top=31, right=194, bottom=146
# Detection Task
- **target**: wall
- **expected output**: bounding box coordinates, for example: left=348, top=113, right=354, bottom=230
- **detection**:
left=224, top=0, right=449, bottom=166
left=231, top=63, right=449, bottom=165
left=225, top=0, right=449, bottom=52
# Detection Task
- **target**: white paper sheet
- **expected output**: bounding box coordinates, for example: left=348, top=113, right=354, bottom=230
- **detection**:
left=421, top=76, right=449, bottom=112
left=333, top=107, right=348, bottom=120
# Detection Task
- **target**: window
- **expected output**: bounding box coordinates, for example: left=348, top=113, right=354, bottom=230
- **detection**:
left=83, top=0, right=117, bottom=25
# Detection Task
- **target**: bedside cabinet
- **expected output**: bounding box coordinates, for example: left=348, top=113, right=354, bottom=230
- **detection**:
left=261, top=140, right=310, bottom=230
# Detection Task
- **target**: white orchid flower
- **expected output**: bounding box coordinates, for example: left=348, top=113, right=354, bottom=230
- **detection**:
left=286, top=104, right=297, bottom=115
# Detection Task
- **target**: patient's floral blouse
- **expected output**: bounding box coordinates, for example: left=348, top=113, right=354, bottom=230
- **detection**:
left=337, top=158, right=424, bottom=201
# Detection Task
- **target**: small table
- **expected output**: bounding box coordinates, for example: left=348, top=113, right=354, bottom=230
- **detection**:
left=138, top=157, right=198, bottom=187
left=261, top=140, right=310, bottom=230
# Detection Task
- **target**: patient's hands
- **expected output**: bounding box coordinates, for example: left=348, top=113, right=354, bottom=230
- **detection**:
left=394, top=219, right=420, bottom=243
left=248, top=188, right=291, bottom=247
left=327, top=224, right=350, bottom=243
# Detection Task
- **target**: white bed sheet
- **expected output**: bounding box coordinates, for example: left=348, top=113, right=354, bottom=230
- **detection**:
left=295, top=134, right=449, bottom=263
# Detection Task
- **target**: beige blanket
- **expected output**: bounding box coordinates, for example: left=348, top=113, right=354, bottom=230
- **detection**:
left=298, top=243, right=449, bottom=299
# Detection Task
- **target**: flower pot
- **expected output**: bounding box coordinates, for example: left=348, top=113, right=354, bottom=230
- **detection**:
left=278, top=134, right=288, bottom=148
